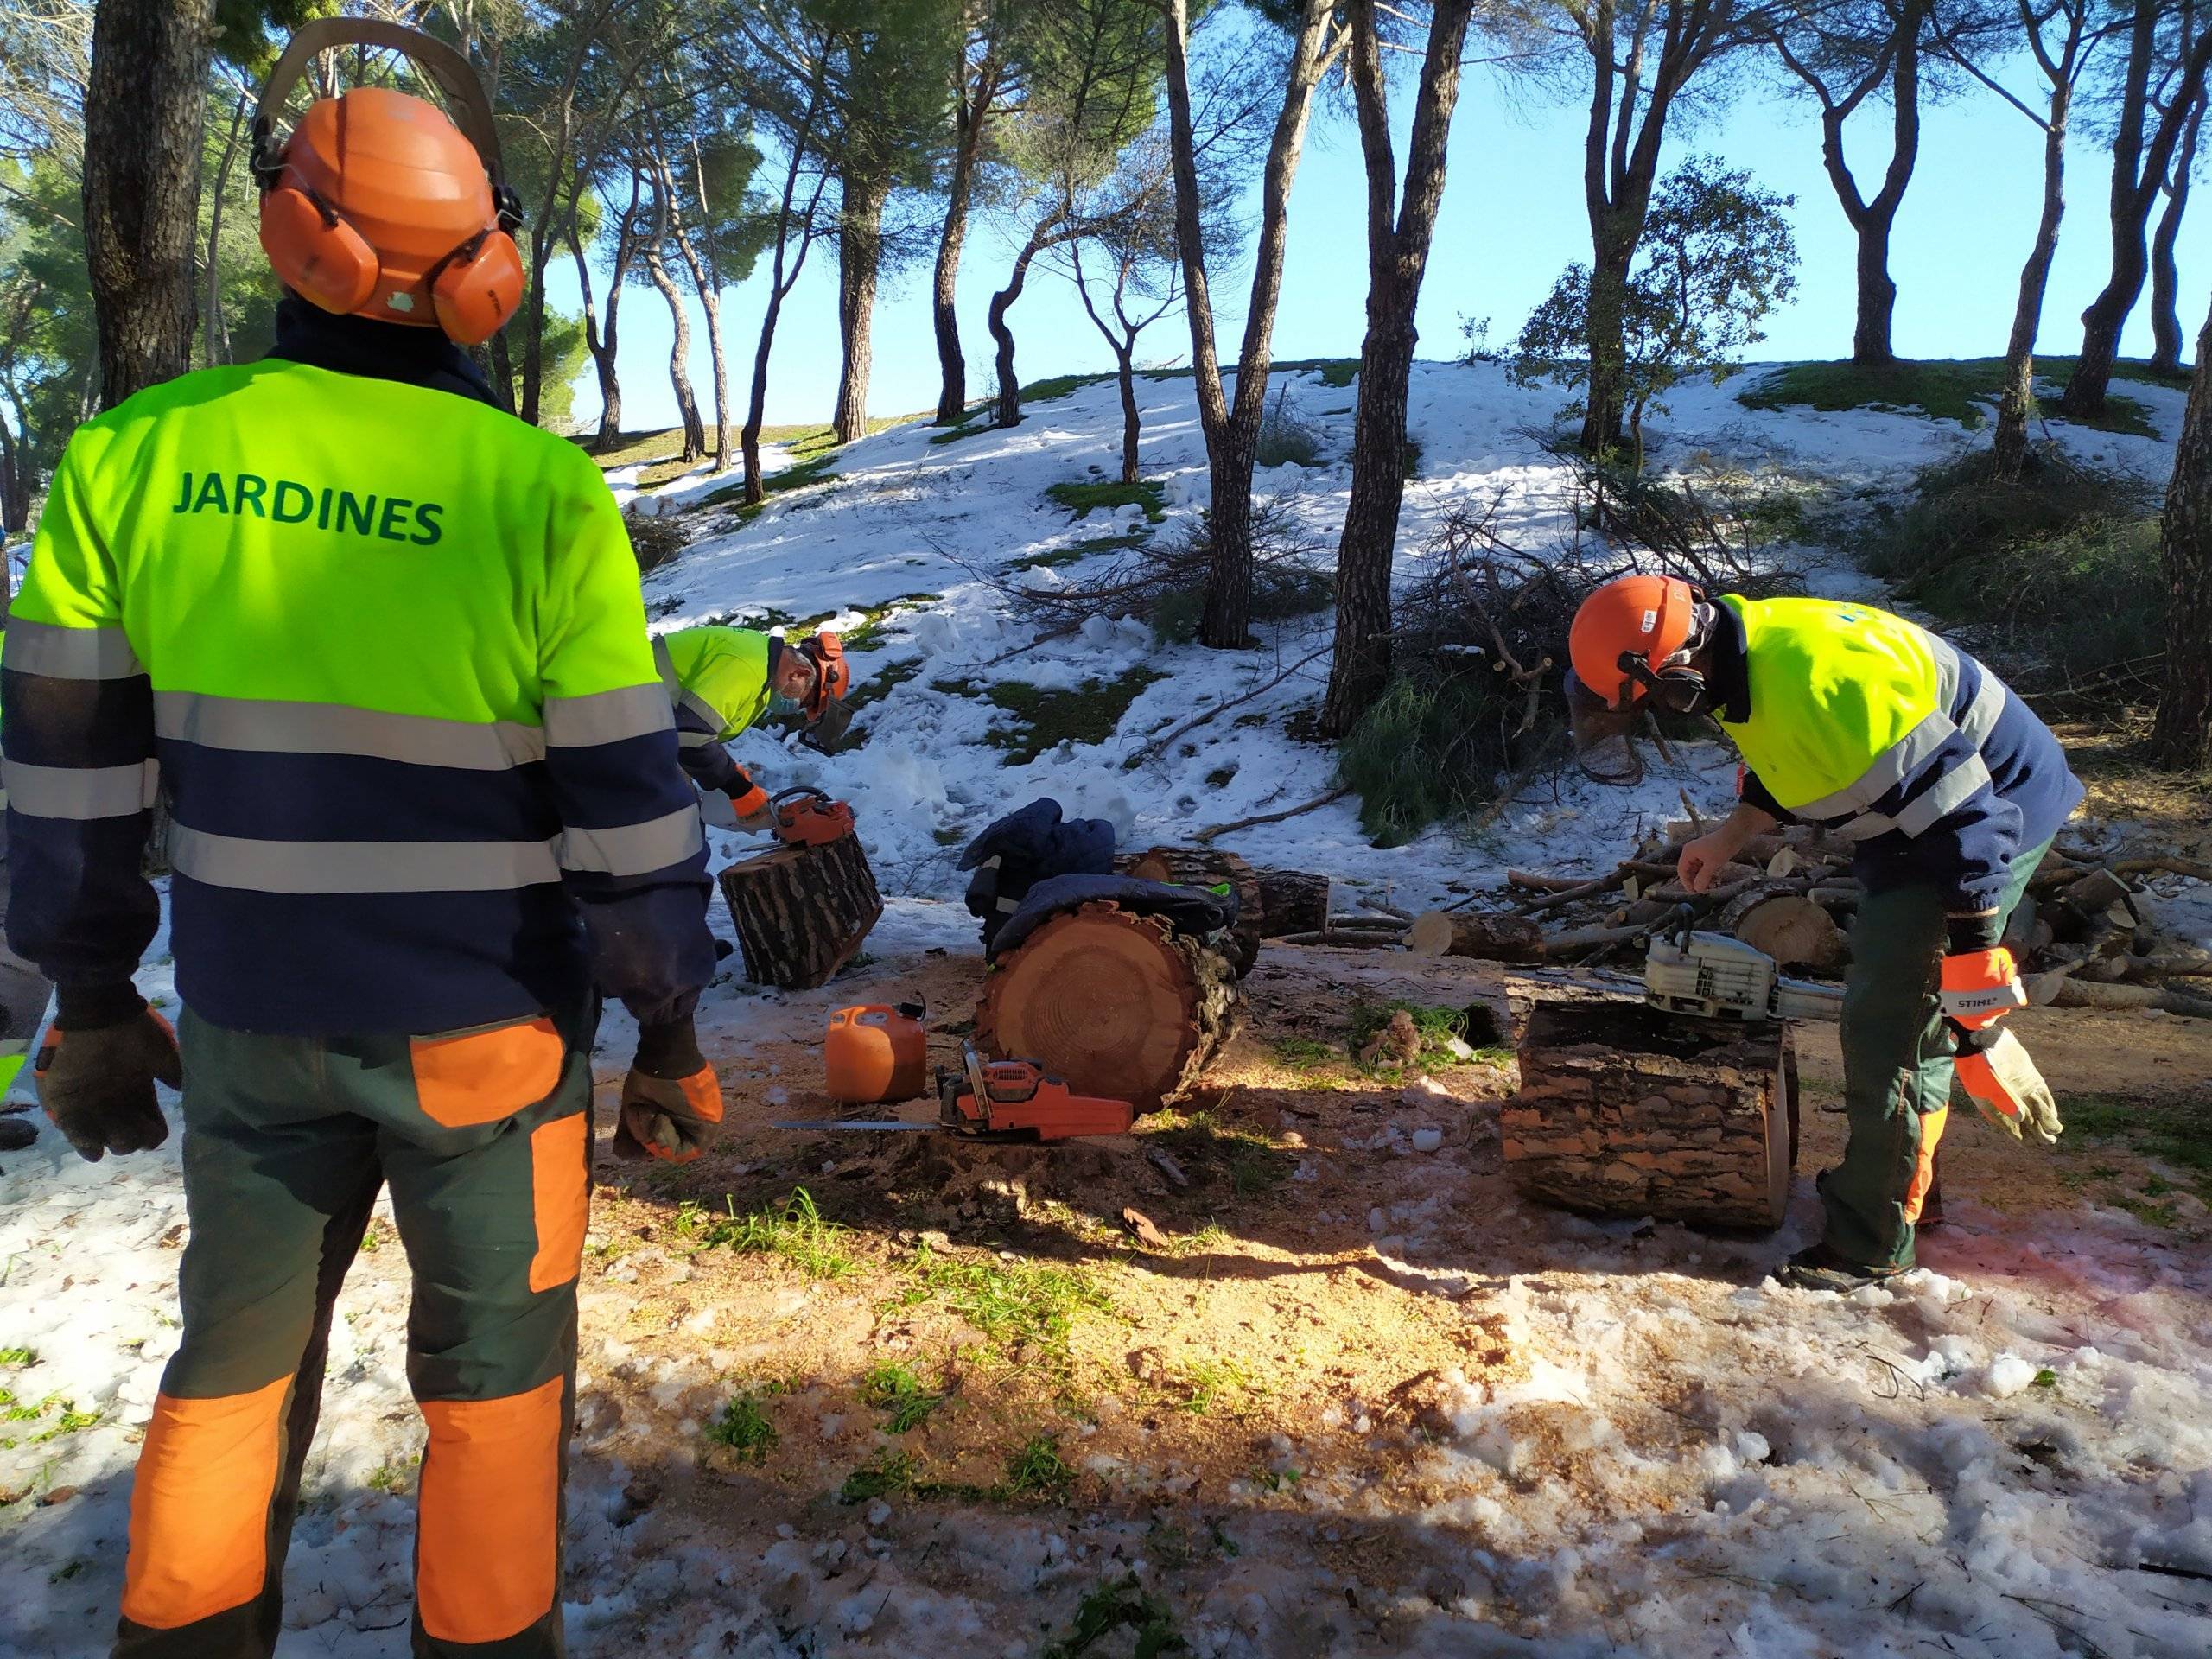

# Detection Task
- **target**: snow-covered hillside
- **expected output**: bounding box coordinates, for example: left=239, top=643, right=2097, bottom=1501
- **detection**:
left=4, top=359, right=2209, bottom=1659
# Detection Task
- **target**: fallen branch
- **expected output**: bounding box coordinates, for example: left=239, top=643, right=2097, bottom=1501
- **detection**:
left=1195, top=785, right=1351, bottom=845
left=2043, top=979, right=2212, bottom=1019
left=2111, top=855, right=2212, bottom=882
left=1274, top=929, right=1405, bottom=950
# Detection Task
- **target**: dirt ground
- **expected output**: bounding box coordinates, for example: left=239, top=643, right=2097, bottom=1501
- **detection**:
left=545, top=918, right=2212, bottom=1654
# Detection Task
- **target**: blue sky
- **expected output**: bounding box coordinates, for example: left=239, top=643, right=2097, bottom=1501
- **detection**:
left=551, top=46, right=2212, bottom=435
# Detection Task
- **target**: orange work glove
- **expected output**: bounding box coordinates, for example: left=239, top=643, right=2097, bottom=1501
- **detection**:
left=613, top=1017, right=723, bottom=1164
left=1939, top=947, right=2027, bottom=1031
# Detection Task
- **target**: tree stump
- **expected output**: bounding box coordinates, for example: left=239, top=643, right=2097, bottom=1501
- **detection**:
left=1408, top=909, right=1548, bottom=963
left=1252, top=867, right=1331, bottom=938
left=718, top=831, right=884, bottom=990
left=1113, top=847, right=1263, bottom=976
left=1503, top=997, right=1798, bottom=1230
left=976, top=900, right=1240, bottom=1113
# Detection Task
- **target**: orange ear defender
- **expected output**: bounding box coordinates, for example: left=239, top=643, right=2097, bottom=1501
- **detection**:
left=251, top=18, right=524, bottom=344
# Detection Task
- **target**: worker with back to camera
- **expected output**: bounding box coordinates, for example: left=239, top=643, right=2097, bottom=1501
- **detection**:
left=1565, top=576, right=2083, bottom=1293
left=1, top=21, right=720, bottom=1654
left=653, top=622, right=853, bottom=827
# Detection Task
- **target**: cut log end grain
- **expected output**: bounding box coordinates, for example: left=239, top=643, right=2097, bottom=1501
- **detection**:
left=976, top=901, right=1241, bottom=1114
left=718, top=832, right=883, bottom=990
left=1505, top=997, right=1798, bottom=1231
left=1724, top=893, right=1848, bottom=973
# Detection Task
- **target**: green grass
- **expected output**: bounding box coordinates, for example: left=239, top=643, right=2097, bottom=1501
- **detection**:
left=0, top=1387, right=99, bottom=1448
left=677, top=1188, right=860, bottom=1281
left=1145, top=1109, right=1295, bottom=1199
left=2059, top=1092, right=2212, bottom=1209
left=1003, top=1433, right=1076, bottom=1499
left=839, top=1448, right=918, bottom=1504
left=702, top=450, right=842, bottom=518
left=1042, top=1573, right=1187, bottom=1658
left=893, top=1245, right=1112, bottom=1366
left=1737, top=358, right=2161, bottom=438
left=931, top=669, right=1165, bottom=765
left=841, top=656, right=923, bottom=720
left=705, top=1393, right=779, bottom=1462
left=860, top=1361, right=945, bottom=1433
left=1349, top=1000, right=1475, bottom=1071
left=1045, top=479, right=1167, bottom=524
left=1271, top=1036, right=1338, bottom=1071
left=1031, top=529, right=1152, bottom=567
left=1173, top=1356, right=1261, bottom=1416
left=838, top=592, right=942, bottom=653
left=0, top=1348, right=34, bottom=1367
left=2033, top=1368, right=2061, bottom=1390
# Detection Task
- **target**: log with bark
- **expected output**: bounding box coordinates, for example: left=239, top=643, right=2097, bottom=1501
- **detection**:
left=1504, top=997, right=1799, bottom=1231
left=1408, top=910, right=1547, bottom=963
left=1252, top=866, right=1332, bottom=938
left=1114, top=847, right=1263, bottom=976
left=1719, top=892, right=1848, bottom=973
left=976, top=900, right=1241, bottom=1113
left=719, top=830, right=884, bottom=990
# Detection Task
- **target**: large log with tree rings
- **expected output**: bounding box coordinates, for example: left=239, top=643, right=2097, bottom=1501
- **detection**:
left=976, top=901, right=1241, bottom=1113
left=719, top=832, right=883, bottom=990
left=1504, top=997, right=1799, bottom=1230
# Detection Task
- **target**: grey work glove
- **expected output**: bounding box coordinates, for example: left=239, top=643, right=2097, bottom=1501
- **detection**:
left=1952, top=1024, right=2063, bottom=1146
left=36, top=1005, right=181, bottom=1162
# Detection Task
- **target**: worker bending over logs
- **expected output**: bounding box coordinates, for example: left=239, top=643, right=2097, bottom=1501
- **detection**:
left=654, top=623, right=854, bottom=828
left=1567, top=579, right=2082, bottom=1293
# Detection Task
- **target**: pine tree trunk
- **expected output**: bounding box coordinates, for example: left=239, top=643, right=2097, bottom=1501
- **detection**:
left=742, top=281, right=788, bottom=506
left=1996, top=92, right=2073, bottom=481
left=2152, top=294, right=2212, bottom=770
left=1321, top=0, right=1475, bottom=741
left=989, top=226, right=1057, bottom=429
left=2149, top=96, right=2203, bottom=378
left=80, top=0, right=211, bottom=407
left=486, top=333, right=517, bottom=416
left=1852, top=215, right=1899, bottom=366
left=933, top=69, right=995, bottom=425
left=646, top=249, right=706, bottom=462
left=2062, top=245, right=2151, bottom=421
left=834, top=172, right=888, bottom=446
left=1580, top=240, right=1634, bottom=455
left=1198, top=436, right=1258, bottom=647
left=1114, top=346, right=1141, bottom=483
left=701, top=288, right=730, bottom=472
left=520, top=237, right=556, bottom=428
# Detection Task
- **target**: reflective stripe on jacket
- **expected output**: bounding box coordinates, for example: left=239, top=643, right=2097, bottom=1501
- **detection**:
left=1, top=325, right=714, bottom=1034
left=1718, top=595, right=2082, bottom=915
left=652, top=626, right=772, bottom=795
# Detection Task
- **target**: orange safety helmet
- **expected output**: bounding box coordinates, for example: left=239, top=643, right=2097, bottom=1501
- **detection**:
left=251, top=20, right=523, bottom=346
left=1567, top=575, right=1705, bottom=711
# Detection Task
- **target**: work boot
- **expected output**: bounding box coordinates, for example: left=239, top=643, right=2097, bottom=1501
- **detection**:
left=1779, top=1244, right=1905, bottom=1294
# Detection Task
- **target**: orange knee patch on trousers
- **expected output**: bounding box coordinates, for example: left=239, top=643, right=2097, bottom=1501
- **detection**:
left=528, top=1112, right=590, bottom=1294
left=1904, top=1106, right=1949, bottom=1226
left=417, top=1375, right=564, bottom=1644
left=122, top=1376, right=290, bottom=1629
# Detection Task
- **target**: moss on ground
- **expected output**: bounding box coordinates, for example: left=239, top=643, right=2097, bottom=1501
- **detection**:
left=1738, top=358, right=2162, bottom=439
left=932, top=668, right=1165, bottom=764
left=1045, top=479, right=1167, bottom=524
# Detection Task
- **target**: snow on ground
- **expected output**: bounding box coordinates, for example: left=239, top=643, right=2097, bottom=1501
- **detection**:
left=3, top=359, right=2209, bottom=1656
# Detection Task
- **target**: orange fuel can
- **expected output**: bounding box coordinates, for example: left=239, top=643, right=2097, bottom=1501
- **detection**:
left=825, top=1002, right=928, bottom=1104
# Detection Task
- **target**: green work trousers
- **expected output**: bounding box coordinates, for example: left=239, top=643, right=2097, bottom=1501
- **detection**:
left=114, top=1002, right=597, bottom=1659
left=1818, top=839, right=2051, bottom=1273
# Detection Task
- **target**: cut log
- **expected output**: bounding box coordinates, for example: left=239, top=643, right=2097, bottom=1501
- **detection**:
left=1504, top=997, right=1797, bottom=1231
left=1408, top=910, right=1548, bottom=963
left=719, top=830, right=883, bottom=990
left=2042, top=979, right=2212, bottom=1019
left=976, top=900, right=1241, bottom=1113
left=1722, top=893, right=1848, bottom=973
left=1112, top=847, right=1262, bottom=976
left=1252, top=867, right=1332, bottom=938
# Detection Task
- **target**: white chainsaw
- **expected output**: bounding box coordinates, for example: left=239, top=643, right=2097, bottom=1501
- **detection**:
left=1643, top=920, right=1842, bottom=1025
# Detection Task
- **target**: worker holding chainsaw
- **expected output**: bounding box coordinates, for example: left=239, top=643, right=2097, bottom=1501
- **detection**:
left=1567, top=578, right=2082, bottom=1294
left=654, top=623, right=851, bottom=828
left=2, top=23, right=720, bottom=1656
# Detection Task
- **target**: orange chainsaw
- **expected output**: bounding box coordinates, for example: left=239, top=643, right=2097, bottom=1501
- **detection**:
left=771, top=785, right=855, bottom=849
left=776, top=1045, right=1135, bottom=1142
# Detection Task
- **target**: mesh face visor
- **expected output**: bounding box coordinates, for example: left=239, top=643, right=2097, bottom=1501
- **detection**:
left=1565, top=667, right=1649, bottom=787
